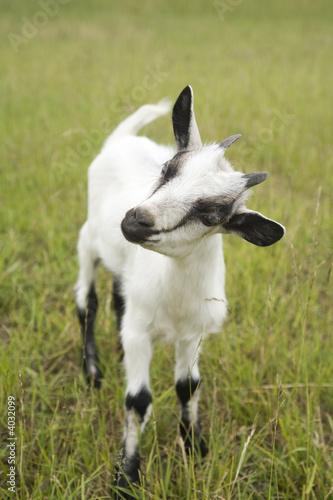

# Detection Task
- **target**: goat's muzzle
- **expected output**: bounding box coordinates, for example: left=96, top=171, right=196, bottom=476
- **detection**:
left=121, top=207, right=158, bottom=244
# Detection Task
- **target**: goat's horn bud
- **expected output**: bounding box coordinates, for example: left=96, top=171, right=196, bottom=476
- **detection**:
left=219, top=134, right=241, bottom=150
left=243, top=171, right=269, bottom=188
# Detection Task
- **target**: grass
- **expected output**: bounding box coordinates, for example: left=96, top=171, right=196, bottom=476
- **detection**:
left=1, top=0, right=333, bottom=498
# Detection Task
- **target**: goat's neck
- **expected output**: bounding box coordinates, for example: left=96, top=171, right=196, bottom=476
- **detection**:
left=168, top=234, right=223, bottom=277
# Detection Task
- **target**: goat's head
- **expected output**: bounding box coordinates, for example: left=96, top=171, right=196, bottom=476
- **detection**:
left=121, top=85, right=285, bottom=257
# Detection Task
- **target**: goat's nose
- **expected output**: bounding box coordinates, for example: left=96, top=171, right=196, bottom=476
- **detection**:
left=133, top=208, right=154, bottom=227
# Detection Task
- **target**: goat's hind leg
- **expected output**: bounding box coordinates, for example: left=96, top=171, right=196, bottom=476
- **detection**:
left=75, top=222, right=103, bottom=388
left=112, top=277, right=126, bottom=357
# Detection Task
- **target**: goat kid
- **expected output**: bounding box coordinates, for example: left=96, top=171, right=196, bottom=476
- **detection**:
left=75, top=86, right=285, bottom=496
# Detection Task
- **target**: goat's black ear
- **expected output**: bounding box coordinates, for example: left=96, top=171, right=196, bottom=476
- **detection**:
left=224, top=211, right=285, bottom=247
left=172, top=85, right=202, bottom=151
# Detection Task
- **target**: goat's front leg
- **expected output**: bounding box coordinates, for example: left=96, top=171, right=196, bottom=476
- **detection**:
left=115, top=329, right=153, bottom=497
left=175, top=338, right=208, bottom=457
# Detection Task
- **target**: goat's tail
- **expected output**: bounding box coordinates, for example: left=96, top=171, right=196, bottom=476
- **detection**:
left=109, top=99, right=172, bottom=140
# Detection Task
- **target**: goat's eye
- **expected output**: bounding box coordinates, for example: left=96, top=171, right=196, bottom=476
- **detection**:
left=161, top=164, right=167, bottom=175
left=202, top=214, right=217, bottom=227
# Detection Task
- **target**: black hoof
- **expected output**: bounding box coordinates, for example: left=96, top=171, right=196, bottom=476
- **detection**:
left=83, top=357, right=104, bottom=389
left=85, top=373, right=103, bottom=390
left=114, top=475, right=137, bottom=500
left=183, top=435, right=208, bottom=458
left=114, top=452, right=140, bottom=499
left=180, top=421, right=208, bottom=458
left=196, top=437, right=208, bottom=458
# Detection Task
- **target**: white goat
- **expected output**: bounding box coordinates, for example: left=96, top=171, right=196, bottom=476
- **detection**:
left=75, top=86, right=285, bottom=496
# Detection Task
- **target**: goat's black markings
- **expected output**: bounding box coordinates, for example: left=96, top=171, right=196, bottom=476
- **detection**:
left=112, top=277, right=126, bottom=357
left=150, top=151, right=189, bottom=196
left=77, top=284, right=103, bottom=388
left=112, top=278, right=126, bottom=332
left=158, top=197, right=234, bottom=235
left=125, top=386, right=152, bottom=422
left=162, top=152, right=188, bottom=182
left=176, top=377, right=201, bottom=405
left=192, top=198, right=233, bottom=226
left=172, top=85, right=192, bottom=150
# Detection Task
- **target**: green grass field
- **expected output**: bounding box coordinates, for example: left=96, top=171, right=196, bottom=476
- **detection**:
left=1, top=0, right=333, bottom=498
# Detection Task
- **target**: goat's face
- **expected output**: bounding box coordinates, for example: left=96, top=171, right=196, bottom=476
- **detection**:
left=121, top=86, right=285, bottom=257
